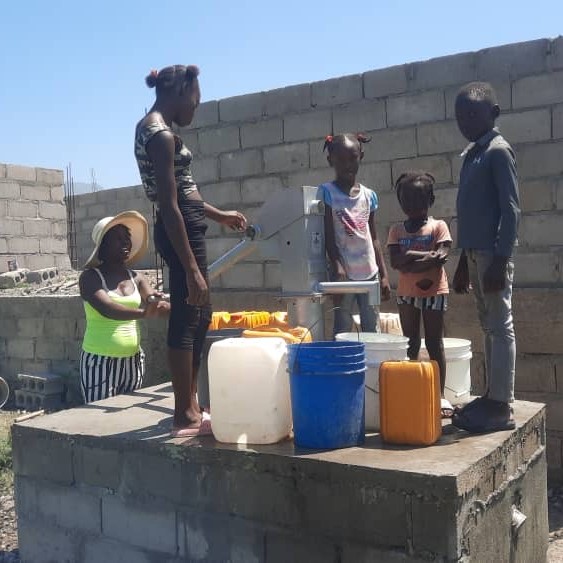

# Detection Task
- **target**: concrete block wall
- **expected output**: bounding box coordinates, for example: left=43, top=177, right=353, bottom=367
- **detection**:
left=27, top=37, right=563, bottom=480
left=0, top=163, right=70, bottom=272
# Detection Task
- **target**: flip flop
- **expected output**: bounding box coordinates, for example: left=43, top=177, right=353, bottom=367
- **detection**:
left=441, top=398, right=454, bottom=419
left=171, top=418, right=213, bottom=438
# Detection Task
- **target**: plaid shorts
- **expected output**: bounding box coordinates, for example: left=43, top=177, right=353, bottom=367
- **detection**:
left=397, top=295, right=448, bottom=311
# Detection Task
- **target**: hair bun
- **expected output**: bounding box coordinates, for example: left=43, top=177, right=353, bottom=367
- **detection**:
left=145, top=69, right=159, bottom=88
left=185, top=65, right=200, bottom=80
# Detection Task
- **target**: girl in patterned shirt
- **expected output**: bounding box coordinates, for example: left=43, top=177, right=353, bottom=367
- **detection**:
left=319, top=133, right=390, bottom=337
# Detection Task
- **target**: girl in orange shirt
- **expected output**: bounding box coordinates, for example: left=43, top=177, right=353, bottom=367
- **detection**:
left=387, top=171, right=453, bottom=417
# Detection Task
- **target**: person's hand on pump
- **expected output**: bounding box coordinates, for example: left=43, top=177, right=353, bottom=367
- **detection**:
left=219, top=210, right=247, bottom=232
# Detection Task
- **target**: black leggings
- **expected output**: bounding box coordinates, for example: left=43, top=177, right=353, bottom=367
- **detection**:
left=154, top=200, right=212, bottom=355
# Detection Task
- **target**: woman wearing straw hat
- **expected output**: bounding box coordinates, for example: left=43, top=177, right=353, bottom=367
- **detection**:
left=79, top=211, right=170, bottom=403
left=134, top=65, right=247, bottom=437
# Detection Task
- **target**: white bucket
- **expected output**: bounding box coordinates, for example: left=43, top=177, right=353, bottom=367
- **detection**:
left=335, top=333, right=409, bottom=431
left=420, top=338, right=472, bottom=406
left=352, top=312, right=403, bottom=335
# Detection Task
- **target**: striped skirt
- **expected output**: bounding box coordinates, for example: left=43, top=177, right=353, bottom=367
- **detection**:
left=80, top=349, right=145, bottom=403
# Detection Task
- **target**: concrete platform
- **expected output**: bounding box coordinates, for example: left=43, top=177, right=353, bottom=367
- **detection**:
left=12, top=384, right=548, bottom=563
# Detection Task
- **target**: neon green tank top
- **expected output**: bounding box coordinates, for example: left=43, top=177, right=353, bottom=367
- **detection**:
left=82, top=269, right=142, bottom=358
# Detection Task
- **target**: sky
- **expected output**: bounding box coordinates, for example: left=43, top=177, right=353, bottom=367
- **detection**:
left=1, top=0, right=562, bottom=189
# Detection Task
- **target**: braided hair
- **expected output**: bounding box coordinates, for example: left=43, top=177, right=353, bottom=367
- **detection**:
left=394, top=170, right=436, bottom=208
left=456, top=81, right=498, bottom=107
left=145, top=65, right=200, bottom=96
left=323, top=133, right=371, bottom=153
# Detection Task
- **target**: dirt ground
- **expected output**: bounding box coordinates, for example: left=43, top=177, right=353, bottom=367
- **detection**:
left=0, top=409, right=562, bottom=562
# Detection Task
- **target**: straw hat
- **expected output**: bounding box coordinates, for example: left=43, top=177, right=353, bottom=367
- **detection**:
left=84, top=211, right=148, bottom=269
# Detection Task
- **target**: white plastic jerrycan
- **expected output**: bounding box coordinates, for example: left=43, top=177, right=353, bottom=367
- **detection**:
left=208, top=337, right=292, bottom=445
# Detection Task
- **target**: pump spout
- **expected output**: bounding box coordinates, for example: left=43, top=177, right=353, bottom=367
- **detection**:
left=315, top=280, right=380, bottom=306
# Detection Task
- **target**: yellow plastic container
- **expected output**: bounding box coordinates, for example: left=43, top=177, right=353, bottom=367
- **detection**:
left=242, top=327, right=312, bottom=345
left=379, top=360, right=441, bottom=446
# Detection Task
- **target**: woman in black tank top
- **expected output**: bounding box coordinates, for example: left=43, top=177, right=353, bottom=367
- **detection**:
left=134, top=65, right=247, bottom=438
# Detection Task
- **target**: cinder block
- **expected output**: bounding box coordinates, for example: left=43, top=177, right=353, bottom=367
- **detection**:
left=36, top=168, right=64, bottom=185
left=475, top=39, right=549, bottom=80
left=20, top=184, right=50, bottom=201
left=220, top=149, right=262, bottom=178
left=264, top=143, right=309, bottom=173
left=18, top=372, right=64, bottom=393
left=264, top=83, right=312, bottom=116
left=52, top=220, right=68, bottom=237
left=84, top=538, right=153, bottom=563
left=0, top=238, right=6, bottom=253
left=202, top=181, right=241, bottom=207
left=74, top=445, right=121, bottom=489
left=190, top=100, right=219, bottom=129
left=222, top=263, right=264, bottom=289
left=387, top=90, right=445, bottom=128
left=15, top=389, right=63, bottom=412
left=520, top=214, right=563, bottom=247
left=86, top=202, right=110, bottom=218
left=1, top=218, right=23, bottom=235
left=284, top=110, right=331, bottom=142
left=6, top=338, right=34, bottom=360
left=513, top=71, right=563, bottom=109
left=392, top=155, right=452, bottom=185
left=309, top=138, right=330, bottom=169
left=24, top=254, right=58, bottom=271
left=265, top=531, right=336, bottom=563
left=8, top=237, right=40, bottom=254
left=179, top=511, right=265, bottom=563
left=332, top=100, right=386, bottom=133
left=286, top=168, right=330, bottom=189
left=17, top=516, right=78, bottom=563
left=191, top=156, right=219, bottom=183
left=6, top=164, right=36, bottom=182
left=552, top=103, right=563, bottom=140
left=0, top=200, right=6, bottom=217
left=40, top=237, right=68, bottom=254
left=358, top=161, right=392, bottom=191
left=363, top=65, right=408, bottom=99
left=518, top=141, right=563, bottom=179
left=312, top=74, right=362, bottom=107
left=497, top=109, right=551, bottom=144
left=219, top=92, right=265, bottom=122
left=519, top=178, right=555, bottom=212
left=445, top=81, right=511, bottom=118
left=0, top=181, right=21, bottom=198
left=412, top=52, right=476, bottom=90
left=50, top=184, right=64, bottom=202
left=0, top=269, right=28, bottom=289
left=366, top=127, right=417, bottom=162
left=16, top=476, right=100, bottom=532
left=514, top=354, right=557, bottom=392
left=552, top=36, right=563, bottom=70
left=39, top=200, right=66, bottom=220
left=35, top=338, right=66, bottom=361
left=265, top=262, right=281, bottom=289
left=0, top=163, right=5, bottom=177
left=342, top=544, right=428, bottom=563
left=198, top=125, right=240, bottom=154
left=23, top=219, right=51, bottom=237
left=102, top=494, right=177, bottom=554
left=417, top=121, right=466, bottom=156
left=240, top=118, right=282, bottom=148
left=242, top=176, right=284, bottom=203
left=514, top=252, right=559, bottom=286
left=8, top=200, right=38, bottom=218
left=377, top=191, right=406, bottom=225
left=16, top=318, right=44, bottom=338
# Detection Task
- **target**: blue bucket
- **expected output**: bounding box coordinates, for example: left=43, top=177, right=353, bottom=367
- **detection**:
left=288, top=342, right=365, bottom=449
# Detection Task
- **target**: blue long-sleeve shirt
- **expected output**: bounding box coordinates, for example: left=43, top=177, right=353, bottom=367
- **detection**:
left=456, top=129, right=520, bottom=257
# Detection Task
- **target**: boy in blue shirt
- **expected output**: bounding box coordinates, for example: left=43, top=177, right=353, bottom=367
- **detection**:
left=452, top=82, right=520, bottom=433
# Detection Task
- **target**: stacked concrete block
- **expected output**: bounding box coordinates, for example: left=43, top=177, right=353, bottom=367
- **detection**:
left=0, top=268, right=28, bottom=289
left=15, top=372, right=64, bottom=412
left=0, top=163, right=69, bottom=273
